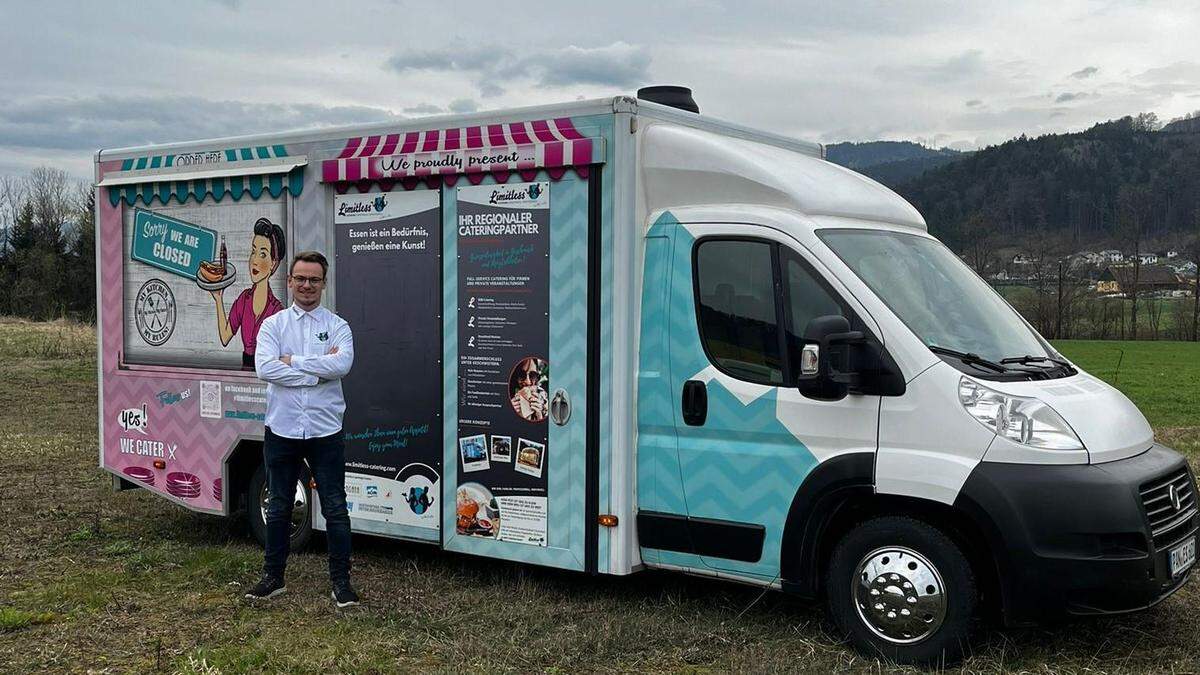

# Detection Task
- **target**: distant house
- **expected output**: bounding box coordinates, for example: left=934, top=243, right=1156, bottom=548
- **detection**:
left=1137, top=252, right=1160, bottom=265
left=1165, top=250, right=1180, bottom=259
left=1097, top=265, right=1183, bottom=294
left=1098, top=249, right=1123, bottom=263
left=1069, top=251, right=1104, bottom=270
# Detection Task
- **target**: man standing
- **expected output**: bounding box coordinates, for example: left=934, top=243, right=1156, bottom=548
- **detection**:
left=244, top=251, right=359, bottom=608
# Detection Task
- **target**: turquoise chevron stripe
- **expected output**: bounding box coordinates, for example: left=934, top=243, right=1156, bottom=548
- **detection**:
left=636, top=214, right=820, bottom=580
left=637, top=214, right=687, bottom=519
left=570, top=113, right=617, bottom=573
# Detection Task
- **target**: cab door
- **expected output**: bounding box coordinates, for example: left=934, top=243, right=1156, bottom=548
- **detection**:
left=668, top=223, right=881, bottom=580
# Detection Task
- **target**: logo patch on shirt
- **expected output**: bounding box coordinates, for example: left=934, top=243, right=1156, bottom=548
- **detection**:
left=316, top=331, right=329, bottom=342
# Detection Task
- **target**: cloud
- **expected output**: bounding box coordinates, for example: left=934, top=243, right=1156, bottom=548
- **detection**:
left=965, top=99, right=983, bottom=107
left=875, top=49, right=988, bottom=84
left=535, top=42, right=652, bottom=88
left=384, top=46, right=497, bottom=74
left=447, top=98, right=478, bottom=114
left=1070, top=66, right=1098, bottom=79
left=402, top=103, right=444, bottom=115
left=1054, top=91, right=1092, bottom=103
left=1136, top=61, right=1200, bottom=84
left=382, top=41, right=651, bottom=98
left=0, top=95, right=401, bottom=152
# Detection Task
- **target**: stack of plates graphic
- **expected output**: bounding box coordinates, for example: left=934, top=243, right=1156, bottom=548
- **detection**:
left=166, top=472, right=202, bottom=500
left=122, top=466, right=155, bottom=486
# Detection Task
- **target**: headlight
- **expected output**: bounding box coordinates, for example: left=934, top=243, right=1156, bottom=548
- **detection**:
left=958, top=376, right=1084, bottom=450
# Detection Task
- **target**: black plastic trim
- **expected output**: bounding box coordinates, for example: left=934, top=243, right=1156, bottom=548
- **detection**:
left=584, top=169, right=601, bottom=575
left=778, top=451, right=876, bottom=597
left=638, top=510, right=766, bottom=563
left=955, top=444, right=1198, bottom=625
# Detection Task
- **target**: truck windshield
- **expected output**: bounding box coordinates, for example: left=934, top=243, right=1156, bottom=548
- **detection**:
left=818, top=229, right=1051, bottom=364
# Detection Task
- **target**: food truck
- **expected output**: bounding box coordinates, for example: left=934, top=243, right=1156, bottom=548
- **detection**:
left=95, top=87, right=1196, bottom=664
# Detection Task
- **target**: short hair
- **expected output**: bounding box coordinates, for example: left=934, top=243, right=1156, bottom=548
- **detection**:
left=290, top=251, right=328, bottom=277
left=253, top=218, right=286, bottom=263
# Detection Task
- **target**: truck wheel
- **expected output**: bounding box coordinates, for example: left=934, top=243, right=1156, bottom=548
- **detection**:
left=826, top=516, right=977, bottom=666
left=246, top=462, right=313, bottom=552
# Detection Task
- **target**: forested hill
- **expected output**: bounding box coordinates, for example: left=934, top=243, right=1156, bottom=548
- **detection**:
left=891, top=116, right=1200, bottom=252
left=825, top=141, right=965, bottom=186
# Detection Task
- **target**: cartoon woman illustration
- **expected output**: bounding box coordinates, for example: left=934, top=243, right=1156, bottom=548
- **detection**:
left=508, top=356, right=548, bottom=422
left=211, top=218, right=286, bottom=369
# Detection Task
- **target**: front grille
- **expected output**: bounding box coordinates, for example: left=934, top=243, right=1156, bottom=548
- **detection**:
left=1140, top=468, right=1198, bottom=550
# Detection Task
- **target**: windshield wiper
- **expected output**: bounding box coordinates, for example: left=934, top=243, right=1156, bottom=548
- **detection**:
left=1000, top=354, right=1073, bottom=370
left=927, top=345, right=1009, bottom=373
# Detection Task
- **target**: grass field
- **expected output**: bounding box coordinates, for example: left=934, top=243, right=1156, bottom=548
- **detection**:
left=0, top=319, right=1197, bottom=673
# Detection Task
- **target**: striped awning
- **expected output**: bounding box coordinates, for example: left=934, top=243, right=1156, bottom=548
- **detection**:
left=100, top=145, right=306, bottom=206
left=321, top=117, right=604, bottom=187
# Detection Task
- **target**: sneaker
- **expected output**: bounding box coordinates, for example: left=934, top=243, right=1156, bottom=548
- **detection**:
left=244, top=576, right=286, bottom=600
left=331, top=583, right=360, bottom=608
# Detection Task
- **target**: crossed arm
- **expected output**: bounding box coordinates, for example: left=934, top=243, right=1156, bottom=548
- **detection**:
left=254, top=321, right=319, bottom=387
left=289, top=321, right=354, bottom=381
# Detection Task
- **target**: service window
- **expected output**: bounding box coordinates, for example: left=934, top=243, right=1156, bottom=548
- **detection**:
left=694, top=239, right=784, bottom=385
left=121, top=195, right=290, bottom=370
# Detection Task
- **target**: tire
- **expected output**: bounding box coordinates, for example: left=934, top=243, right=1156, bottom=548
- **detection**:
left=826, top=516, right=977, bottom=666
left=246, top=461, right=313, bottom=552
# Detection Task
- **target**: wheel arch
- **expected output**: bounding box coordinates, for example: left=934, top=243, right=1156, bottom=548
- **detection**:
left=223, top=437, right=264, bottom=514
left=780, top=454, right=1003, bottom=622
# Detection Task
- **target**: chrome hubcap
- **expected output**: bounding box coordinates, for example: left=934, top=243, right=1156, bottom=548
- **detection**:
left=260, top=479, right=309, bottom=539
left=853, top=546, right=947, bottom=644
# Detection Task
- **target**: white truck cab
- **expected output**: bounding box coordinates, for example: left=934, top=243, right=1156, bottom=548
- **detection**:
left=631, top=109, right=1196, bottom=663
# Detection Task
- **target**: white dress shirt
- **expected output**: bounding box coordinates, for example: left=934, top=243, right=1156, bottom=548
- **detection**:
left=255, top=303, right=354, bottom=440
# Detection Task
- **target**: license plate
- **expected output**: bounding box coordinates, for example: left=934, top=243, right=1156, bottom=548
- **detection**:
left=1170, top=537, right=1197, bottom=578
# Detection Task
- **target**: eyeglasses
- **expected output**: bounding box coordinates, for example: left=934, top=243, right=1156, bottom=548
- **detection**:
left=291, top=275, right=325, bottom=287
left=517, top=369, right=541, bottom=382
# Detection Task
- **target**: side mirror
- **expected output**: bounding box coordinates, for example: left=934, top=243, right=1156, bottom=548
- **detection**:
left=797, top=315, right=865, bottom=400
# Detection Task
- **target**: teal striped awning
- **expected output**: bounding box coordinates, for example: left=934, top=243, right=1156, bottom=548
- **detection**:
left=99, top=144, right=306, bottom=206
left=105, top=169, right=304, bottom=207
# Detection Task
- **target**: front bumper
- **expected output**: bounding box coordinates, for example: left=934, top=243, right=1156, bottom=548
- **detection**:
left=956, top=444, right=1198, bottom=626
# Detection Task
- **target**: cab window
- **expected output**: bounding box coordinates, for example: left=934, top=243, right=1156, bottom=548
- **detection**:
left=694, top=239, right=784, bottom=385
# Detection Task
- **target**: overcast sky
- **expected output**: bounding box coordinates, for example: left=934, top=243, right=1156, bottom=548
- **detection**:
left=2, top=0, right=1199, bottom=179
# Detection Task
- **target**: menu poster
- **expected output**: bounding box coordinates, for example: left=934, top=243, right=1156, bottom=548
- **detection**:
left=334, top=189, right=442, bottom=530
left=455, top=181, right=551, bottom=547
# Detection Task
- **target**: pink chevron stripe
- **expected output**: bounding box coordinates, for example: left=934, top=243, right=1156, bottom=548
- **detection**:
left=530, top=119, right=556, bottom=143
left=399, top=132, right=419, bottom=154
left=487, top=124, right=507, bottom=146
left=508, top=123, right=533, bottom=145
left=465, top=126, right=483, bottom=149
left=421, top=129, right=440, bottom=152
left=378, top=134, right=401, bottom=156
left=572, top=138, right=593, bottom=164
left=357, top=135, right=381, bottom=158
left=337, top=138, right=363, bottom=158
left=543, top=141, right=564, bottom=167
left=554, top=117, right=585, bottom=140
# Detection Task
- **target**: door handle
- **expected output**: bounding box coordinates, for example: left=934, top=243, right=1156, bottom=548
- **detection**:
left=682, top=380, right=707, bottom=426
left=549, top=388, right=571, bottom=426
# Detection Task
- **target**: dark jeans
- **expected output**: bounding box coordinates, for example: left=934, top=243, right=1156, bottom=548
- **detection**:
left=263, top=426, right=352, bottom=585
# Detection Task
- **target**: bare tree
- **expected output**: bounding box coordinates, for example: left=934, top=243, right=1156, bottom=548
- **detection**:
left=962, top=211, right=1000, bottom=276
left=0, top=174, right=27, bottom=254
left=1117, top=185, right=1153, bottom=339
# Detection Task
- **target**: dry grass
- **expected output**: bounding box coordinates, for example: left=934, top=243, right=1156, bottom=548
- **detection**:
left=0, top=321, right=1197, bottom=673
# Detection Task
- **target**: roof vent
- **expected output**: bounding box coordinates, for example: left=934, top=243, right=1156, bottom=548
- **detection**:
left=637, top=86, right=699, bottom=114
